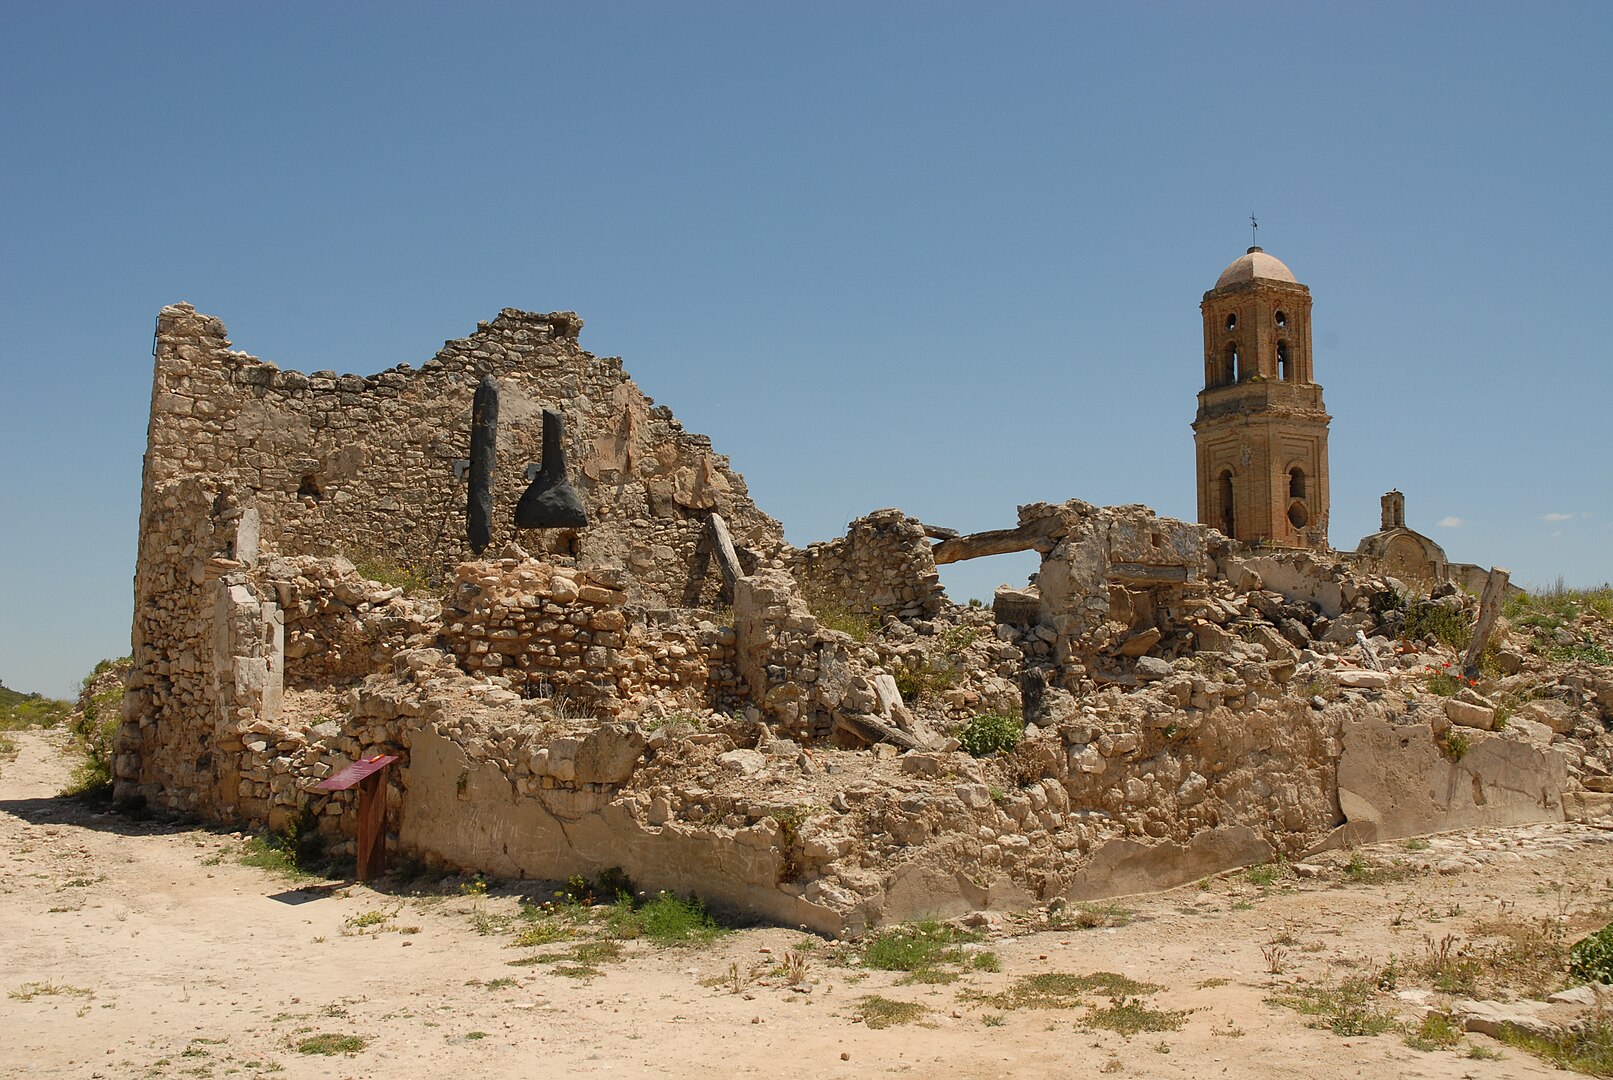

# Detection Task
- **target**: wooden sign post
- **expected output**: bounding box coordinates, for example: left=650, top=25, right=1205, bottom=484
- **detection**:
left=315, top=754, right=399, bottom=882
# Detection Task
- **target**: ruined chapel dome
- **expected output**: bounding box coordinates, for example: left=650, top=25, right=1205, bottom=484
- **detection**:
left=1213, top=246, right=1298, bottom=289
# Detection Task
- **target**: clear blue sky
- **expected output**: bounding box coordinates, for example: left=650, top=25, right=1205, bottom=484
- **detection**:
left=3, top=2, right=1610, bottom=697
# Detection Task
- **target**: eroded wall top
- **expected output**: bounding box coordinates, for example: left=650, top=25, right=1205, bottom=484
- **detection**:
left=144, top=303, right=786, bottom=604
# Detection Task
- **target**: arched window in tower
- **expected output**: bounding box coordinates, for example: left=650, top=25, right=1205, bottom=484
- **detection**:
left=1218, top=470, right=1236, bottom=537
left=1277, top=340, right=1291, bottom=381
left=1226, top=342, right=1241, bottom=384
left=1225, top=313, right=1237, bottom=331
left=1274, top=310, right=1287, bottom=329
left=1289, top=467, right=1306, bottom=499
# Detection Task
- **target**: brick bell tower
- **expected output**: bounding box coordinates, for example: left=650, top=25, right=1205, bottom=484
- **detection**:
left=1192, top=245, right=1330, bottom=548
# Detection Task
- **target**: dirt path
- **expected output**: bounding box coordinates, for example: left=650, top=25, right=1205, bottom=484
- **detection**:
left=2, top=728, right=1607, bottom=1079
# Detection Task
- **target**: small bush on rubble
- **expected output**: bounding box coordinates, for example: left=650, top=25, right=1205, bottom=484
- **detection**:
left=958, top=711, right=1023, bottom=757
left=1570, top=923, right=1613, bottom=984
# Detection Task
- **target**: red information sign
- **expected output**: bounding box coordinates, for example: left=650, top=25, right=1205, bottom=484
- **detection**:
left=315, top=754, right=399, bottom=792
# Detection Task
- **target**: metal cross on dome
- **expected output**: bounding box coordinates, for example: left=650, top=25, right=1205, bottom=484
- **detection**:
left=1250, top=213, right=1258, bottom=247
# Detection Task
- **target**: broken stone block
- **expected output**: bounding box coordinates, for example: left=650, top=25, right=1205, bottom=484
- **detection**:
left=1504, top=715, right=1553, bottom=745
left=1117, top=628, right=1162, bottom=657
left=1135, top=656, right=1172, bottom=681
left=1518, top=700, right=1576, bottom=734
left=1451, top=998, right=1558, bottom=1041
left=1334, top=668, right=1389, bottom=689
left=718, top=749, right=767, bottom=776
left=1444, top=698, right=1496, bottom=730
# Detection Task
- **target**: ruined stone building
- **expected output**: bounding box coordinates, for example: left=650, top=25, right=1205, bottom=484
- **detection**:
left=1193, top=247, right=1330, bottom=548
left=112, top=250, right=1605, bottom=935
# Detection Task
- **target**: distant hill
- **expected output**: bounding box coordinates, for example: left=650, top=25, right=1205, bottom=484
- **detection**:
left=0, top=678, right=71, bottom=728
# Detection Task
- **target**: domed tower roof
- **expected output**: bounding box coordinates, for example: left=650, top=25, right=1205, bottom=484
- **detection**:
left=1213, top=246, right=1298, bottom=289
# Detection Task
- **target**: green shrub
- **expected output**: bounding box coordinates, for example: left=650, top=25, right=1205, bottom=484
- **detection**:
left=808, top=600, right=879, bottom=642
left=349, top=552, right=434, bottom=597
left=892, top=660, right=957, bottom=703
left=58, top=657, right=131, bottom=797
left=958, top=711, right=1023, bottom=757
left=1403, top=601, right=1473, bottom=651
left=1551, top=641, right=1613, bottom=666
left=607, top=891, right=724, bottom=945
left=241, top=805, right=322, bottom=879
left=1570, top=923, right=1613, bottom=983
left=862, top=920, right=980, bottom=977
left=1438, top=731, right=1470, bottom=762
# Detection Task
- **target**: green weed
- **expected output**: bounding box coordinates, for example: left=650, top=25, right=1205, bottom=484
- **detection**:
left=958, top=711, right=1023, bottom=757
left=349, top=552, right=434, bottom=597
left=893, top=659, right=958, bottom=703
left=861, top=920, right=982, bottom=979
left=974, top=972, right=1162, bottom=1011
left=1571, top=922, right=1613, bottom=983
left=606, top=891, right=724, bottom=946
left=858, top=995, right=925, bottom=1029
left=1496, top=1015, right=1613, bottom=1075
left=1267, top=976, right=1395, bottom=1037
left=1403, top=1012, right=1461, bottom=1051
left=1083, top=997, right=1188, bottom=1036
left=9, top=981, right=93, bottom=1001
left=295, top=1033, right=367, bottom=1055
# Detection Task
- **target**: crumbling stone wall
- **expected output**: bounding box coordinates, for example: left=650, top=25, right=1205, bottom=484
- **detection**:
left=144, top=303, right=785, bottom=601
left=264, top=556, right=441, bottom=689
left=120, top=476, right=274, bottom=816
left=440, top=555, right=730, bottom=716
left=123, top=303, right=785, bottom=812
left=790, top=509, right=946, bottom=623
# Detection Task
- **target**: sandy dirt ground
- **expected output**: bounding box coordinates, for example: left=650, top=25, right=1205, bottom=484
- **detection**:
left=3, top=727, right=1610, bottom=1080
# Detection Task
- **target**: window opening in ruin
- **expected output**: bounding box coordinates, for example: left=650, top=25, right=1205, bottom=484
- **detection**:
left=1287, top=500, right=1309, bottom=530
left=1277, top=340, right=1291, bottom=381
left=1225, top=313, right=1237, bottom=331
left=297, top=474, right=324, bottom=503
left=1289, top=467, right=1306, bottom=499
left=1226, top=343, right=1240, bottom=384
left=1275, top=310, right=1287, bottom=328
left=1218, top=470, right=1235, bottom=536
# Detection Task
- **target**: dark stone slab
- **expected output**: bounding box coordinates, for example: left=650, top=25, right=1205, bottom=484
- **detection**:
left=467, top=376, right=499, bottom=553
left=515, top=408, right=588, bottom=530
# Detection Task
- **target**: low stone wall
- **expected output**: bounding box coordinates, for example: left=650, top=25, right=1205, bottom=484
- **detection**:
left=262, top=555, right=440, bottom=688
left=791, top=509, right=946, bottom=623
left=440, top=557, right=728, bottom=717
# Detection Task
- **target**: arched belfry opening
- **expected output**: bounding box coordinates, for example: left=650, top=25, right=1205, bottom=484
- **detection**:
left=1193, top=244, right=1331, bottom=548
